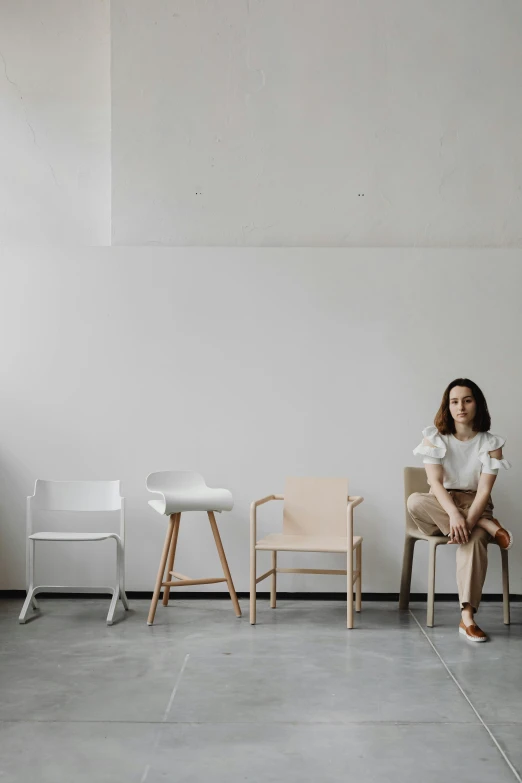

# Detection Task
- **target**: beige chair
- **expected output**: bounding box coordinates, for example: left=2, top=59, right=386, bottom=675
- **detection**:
left=399, top=467, right=510, bottom=627
left=250, top=477, right=364, bottom=628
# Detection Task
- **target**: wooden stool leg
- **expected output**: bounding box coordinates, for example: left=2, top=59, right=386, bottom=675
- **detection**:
left=163, top=513, right=181, bottom=606
left=147, top=515, right=175, bottom=626
left=207, top=511, right=242, bottom=617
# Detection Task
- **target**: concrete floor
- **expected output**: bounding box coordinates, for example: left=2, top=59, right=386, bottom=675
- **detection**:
left=0, top=598, right=521, bottom=783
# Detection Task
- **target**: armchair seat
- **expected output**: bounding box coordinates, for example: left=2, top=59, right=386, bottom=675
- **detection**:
left=255, top=533, right=362, bottom=553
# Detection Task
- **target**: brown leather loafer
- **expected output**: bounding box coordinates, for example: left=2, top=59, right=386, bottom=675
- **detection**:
left=493, top=525, right=513, bottom=550
left=459, top=620, right=488, bottom=642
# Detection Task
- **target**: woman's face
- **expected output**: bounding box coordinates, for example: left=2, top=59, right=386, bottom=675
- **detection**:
left=449, top=386, right=476, bottom=427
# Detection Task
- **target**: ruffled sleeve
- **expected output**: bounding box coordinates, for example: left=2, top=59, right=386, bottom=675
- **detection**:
left=413, top=426, right=446, bottom=464
left=479, top=433, right=512, bottom=474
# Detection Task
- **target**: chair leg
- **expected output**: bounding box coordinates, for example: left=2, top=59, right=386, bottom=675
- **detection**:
left=30, top=538, right=40, bottom=610
left=20, top=539, right=37, bottom=624
left=347, top=548, right=354, bottom=629
left=355, top=542, right=362, bottom=613
left=120, top=587, right=129, bottom=611
left=19, top=588, right=37, bottom=624
left=501, top=548, right=510, bottom=625
left=270, top=551, right=277, bottom=609
left=163, top=513, right=181, bottom=606
left=207, top=512, right=241, bottom=618
left=399, top=536, right=416, bottom=610
left=107, top=588, right=119, bottom=626
left=427, top=541, right=437, bottom=628
left=147, top=515, right=176, bottom=626
left=118, top=540, right=129, bottom=611
left=108, top=539, right=125, bottom=625
left=250, top=539, right=257, bottom=625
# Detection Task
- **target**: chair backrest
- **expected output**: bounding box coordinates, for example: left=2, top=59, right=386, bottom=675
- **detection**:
left=31, top=480, right=122, bottom=511
left=404, top=467, right=429, bottom=534
left=283, top=477, right=349, bottom=537
left=146, top=471, right=206, bottom=494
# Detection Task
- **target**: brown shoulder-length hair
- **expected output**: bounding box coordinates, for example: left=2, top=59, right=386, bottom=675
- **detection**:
left=434, top=378, right=491, bottom=435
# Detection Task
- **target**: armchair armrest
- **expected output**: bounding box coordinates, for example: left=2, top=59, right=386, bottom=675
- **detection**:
left=347, top=496, right=364, bottom=539
left=250, top=494, right=283, bottom=541
left=251, top=494, right=284, bottom=511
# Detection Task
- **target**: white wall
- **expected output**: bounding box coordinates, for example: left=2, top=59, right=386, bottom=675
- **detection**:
left=111, top=0, right=522, bottom=246
left=1, top=249, right=520, bottom=597
left=2, top=0, right=522, bottom=247
left=1, top=6, right=521, bottom=597
left=0, top=0, right=110, bottom=244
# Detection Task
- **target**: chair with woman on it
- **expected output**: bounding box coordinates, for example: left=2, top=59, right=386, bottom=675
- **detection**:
left=401, top=378, right=512, bottom=642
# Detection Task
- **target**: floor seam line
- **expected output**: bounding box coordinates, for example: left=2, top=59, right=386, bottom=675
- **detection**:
left=140, top=652, right=190, bottom=783
left=162, top=653, right=190, bottom=722
left=409, top=609, right=521, bottom=783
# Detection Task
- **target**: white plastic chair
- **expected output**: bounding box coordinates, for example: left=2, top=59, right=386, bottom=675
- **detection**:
left=146, top=471, right=241, bottom=625
left=19, top=480, right=129, bottom=625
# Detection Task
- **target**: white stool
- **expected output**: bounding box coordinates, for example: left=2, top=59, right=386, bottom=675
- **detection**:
left=146, top=471, right=241, bottom=625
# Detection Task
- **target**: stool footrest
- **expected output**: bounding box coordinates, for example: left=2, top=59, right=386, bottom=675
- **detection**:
left=162, top=577, right=227, bottom=587
left=170, top=571, right=191, bottom=581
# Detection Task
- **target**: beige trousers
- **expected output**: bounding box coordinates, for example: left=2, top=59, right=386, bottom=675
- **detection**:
left=407, top=490, right=494, bottom=611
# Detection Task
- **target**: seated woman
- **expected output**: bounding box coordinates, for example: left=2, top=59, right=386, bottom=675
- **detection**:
left=409, top=377, right=512, bottom=642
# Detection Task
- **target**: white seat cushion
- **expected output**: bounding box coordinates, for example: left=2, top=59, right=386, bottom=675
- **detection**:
left=146, top=471, right=233, bottom=515
left=29, top=532, right=118, bottom=542
left=147, top=490, right=230, bottom=514
left=148, top=500, right=166, bottom=515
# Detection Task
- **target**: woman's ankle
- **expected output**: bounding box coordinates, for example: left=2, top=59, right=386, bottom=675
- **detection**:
left=476, top=517, right=499, bottom=536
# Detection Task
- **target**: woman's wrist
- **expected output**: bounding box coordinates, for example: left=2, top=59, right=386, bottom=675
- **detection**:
left=449, top=508, right=463, bottom=520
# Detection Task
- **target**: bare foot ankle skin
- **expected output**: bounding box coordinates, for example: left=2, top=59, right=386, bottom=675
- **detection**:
left=461, top=604, right=475, bottom=627
left=476, top=518, right=499, bottom=537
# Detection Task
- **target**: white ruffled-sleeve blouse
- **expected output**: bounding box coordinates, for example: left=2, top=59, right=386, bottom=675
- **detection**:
left=413, top=426, right=511, bottom=491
